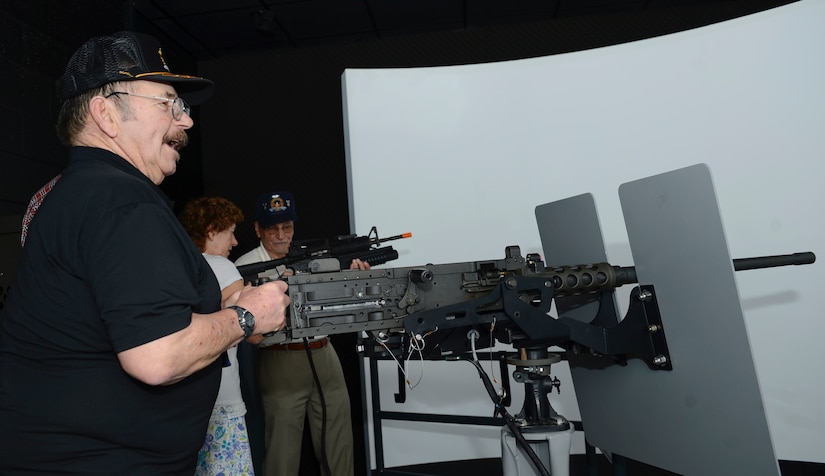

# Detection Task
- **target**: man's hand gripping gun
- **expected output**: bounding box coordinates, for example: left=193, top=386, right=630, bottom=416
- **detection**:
left=270, top=246, right=815, bottom=369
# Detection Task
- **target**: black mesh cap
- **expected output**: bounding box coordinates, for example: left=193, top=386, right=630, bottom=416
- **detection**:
left=58, top=31, right=214, bottom=105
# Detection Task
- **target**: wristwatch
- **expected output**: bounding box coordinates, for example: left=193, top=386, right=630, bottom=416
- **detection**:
left=228, top=305, right=255, bottom=338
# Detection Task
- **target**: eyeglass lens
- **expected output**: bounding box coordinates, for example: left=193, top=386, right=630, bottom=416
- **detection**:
left=173, top=97, right=191, bottom=120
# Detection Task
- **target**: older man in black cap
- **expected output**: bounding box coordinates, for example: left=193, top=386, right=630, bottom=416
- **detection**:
left=0, top=31, right=289, bottom=474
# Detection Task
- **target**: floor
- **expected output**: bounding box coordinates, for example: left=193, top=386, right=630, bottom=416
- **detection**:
left=378, top=456, right=823, bottom=476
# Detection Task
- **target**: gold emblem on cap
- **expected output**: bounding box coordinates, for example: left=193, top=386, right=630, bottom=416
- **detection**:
left=269, top=197, right=288, bottom=212
left=157, top=48, right=170, bottom=72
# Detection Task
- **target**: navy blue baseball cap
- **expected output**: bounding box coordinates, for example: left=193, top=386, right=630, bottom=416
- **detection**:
left=254, top=192, right=298, bottom=228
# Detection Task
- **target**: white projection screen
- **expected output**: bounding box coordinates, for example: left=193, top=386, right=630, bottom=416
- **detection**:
left=342, top=0, right=824, bottom=469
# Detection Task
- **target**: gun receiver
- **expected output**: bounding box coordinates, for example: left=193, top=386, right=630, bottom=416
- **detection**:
left=237, top=226, right=411, bottom=281
left=278, top=246, right=815, bottom=369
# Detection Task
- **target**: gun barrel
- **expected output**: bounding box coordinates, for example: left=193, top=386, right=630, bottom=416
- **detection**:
left=544, top=251, right=815, bottom=297
left=327, top=236, right=372, bottom=256
left=613, top=266, right=638, bottom=286
left=327, top=231, right=411, bottom=253
left=338, top=247, right=399, bottom=268
left=732, top=252, right=815, bottom=271
left=540, top=263, right=636, bottom=297
left=237, top=257, right=288, bottom=280
left=374, top=232, right=413, bottom=244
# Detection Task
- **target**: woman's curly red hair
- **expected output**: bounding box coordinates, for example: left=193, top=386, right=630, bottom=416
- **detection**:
left=178, top=196, right=244, bottom=252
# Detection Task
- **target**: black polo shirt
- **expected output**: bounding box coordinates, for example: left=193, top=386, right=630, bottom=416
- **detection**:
left=0, top=147, right=222, bottom=474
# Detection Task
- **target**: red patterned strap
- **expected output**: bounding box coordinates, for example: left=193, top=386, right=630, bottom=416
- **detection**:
left=21, top=174, right=62, bottom=247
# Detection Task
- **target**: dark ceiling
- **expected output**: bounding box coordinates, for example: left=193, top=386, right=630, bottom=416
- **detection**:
left=130, top=0, right=792, bottom=61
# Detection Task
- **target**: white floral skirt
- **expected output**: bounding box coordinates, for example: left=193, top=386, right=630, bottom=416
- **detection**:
left=195, top=405, right=255, bottom=475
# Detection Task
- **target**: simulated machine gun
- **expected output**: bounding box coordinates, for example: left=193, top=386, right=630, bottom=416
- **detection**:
left=268, top=245, right=813, bottom=476
left=271, top=246, right=815, bottom=369
left=271, top=166, right=815, bottom=476
left=237, top=226, right=411, bottom=282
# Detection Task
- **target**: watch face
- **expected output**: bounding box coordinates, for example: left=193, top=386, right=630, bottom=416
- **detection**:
left=233, top=306, right=255, bottom=337
left=243, top=311, right=255, bottom=330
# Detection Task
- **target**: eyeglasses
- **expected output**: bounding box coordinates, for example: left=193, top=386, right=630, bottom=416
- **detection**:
left=262, top=222, right=294, bottom=234
left=105, top=91, right=191, bottom=120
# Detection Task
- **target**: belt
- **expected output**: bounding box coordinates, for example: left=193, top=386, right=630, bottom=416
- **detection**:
left=263, top=337, right=328, bottom=351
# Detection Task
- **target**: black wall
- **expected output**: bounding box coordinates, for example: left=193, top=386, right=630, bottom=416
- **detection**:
left=0, top=1, right=122, bottom=216
left=0, top=1, right=208, bottom=216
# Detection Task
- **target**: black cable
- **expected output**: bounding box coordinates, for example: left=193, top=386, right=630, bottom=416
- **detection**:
left=464, top=358, right=553, bottom=476
left=304, top=337, right=334, bottom=476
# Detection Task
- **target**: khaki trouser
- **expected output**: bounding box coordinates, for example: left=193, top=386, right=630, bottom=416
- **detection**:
left=259, top=341, right=354, bottom=476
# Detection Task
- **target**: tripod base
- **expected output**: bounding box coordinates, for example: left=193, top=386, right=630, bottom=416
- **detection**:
left=501, top=425, right=574, bottom=476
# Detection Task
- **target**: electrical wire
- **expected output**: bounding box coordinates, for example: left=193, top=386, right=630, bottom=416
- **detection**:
left=468, top=326, right=505, bottom=401
left=374, top=332, right=424, bottom=390
left=462, top=357, right=552, bottom=476
left=488, top=319, right=504, bottom=398
left=404, top=332, right=426, bottom=388
left=470, top=330, right=480, bottom=361
left=375, top=329, right=549, bottom=475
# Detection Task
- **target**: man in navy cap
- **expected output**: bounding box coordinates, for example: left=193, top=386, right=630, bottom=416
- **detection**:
left=236, top=191, right=364, bottom=476
left=0, top=32, right=289, bottom=474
